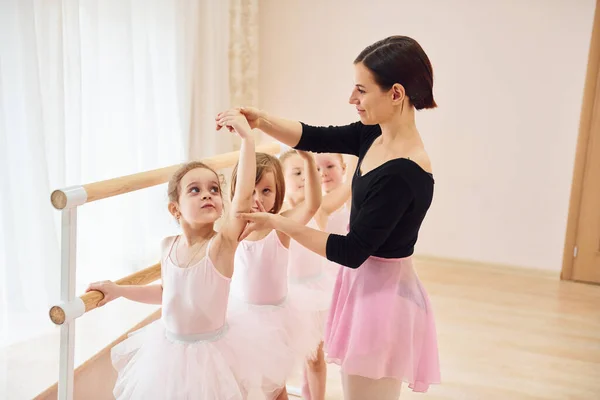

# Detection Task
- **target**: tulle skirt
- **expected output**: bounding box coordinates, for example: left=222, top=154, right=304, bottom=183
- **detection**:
left=111, top=304, right=286, bottom=400
left=325, top=256, right=441, bottom=393
left=289, top=266, right=337, bottom=337
left=228, top=292, right=323, bottom=399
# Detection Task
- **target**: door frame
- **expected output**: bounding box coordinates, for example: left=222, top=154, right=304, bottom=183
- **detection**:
left=561, top=0, right=600, bottom=281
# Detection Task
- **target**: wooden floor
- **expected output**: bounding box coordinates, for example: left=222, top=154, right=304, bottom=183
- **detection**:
left=287, top=257, right=600, bottom=400
left=2, top=257, right=600, bottom=399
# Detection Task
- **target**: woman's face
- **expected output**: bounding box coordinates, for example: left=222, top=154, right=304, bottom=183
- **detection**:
left=315, top=153, right=345, bottom=193
left=348, top=62, right=396, bottom=125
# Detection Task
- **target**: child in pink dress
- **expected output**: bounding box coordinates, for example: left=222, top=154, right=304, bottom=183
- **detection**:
left=281, top=151, right=356, bottom=400
left=314, top=153, right=356, bottom=236
left=87, top=113, right=278, bottom=399
left=228, top=150, right=325, bottom=400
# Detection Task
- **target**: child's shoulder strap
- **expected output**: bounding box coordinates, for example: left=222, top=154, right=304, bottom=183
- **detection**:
left=204, top=234, right=217, bottom=259
left=161, top=236, right=178, bottom=261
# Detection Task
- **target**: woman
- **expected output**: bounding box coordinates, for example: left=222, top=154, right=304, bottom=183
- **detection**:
left=217, top=35, right=440, bottom=400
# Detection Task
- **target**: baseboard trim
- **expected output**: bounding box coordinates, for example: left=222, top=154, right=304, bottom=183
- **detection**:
left=413, top=253, right=561, bottom=278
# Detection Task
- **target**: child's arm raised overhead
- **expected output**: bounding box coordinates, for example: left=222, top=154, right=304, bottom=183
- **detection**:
left=315, top=155, right=357, bottom=229
left=278, top=151, right=322, bottom=247
left=211, top=111, right=256, bottom=277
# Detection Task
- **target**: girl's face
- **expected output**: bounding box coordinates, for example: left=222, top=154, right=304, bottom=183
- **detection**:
left=282, top=153, right=305, bottom=199
left=173, top=168, right=223, bottom=224
left=315, top=153, right=345, bottom=193
left=252, top=171, right=277, bottom=213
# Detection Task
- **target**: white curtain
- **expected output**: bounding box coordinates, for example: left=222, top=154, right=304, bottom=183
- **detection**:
left=229, top=0, right=260, bottom=148
left=0, top=0, right=232, bottom=352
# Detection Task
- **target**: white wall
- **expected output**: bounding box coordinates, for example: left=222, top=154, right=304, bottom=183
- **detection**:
left=258, top=0, right=595, bottom=271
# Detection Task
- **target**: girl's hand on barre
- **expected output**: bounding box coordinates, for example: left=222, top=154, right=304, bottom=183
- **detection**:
left=216, top=107, right=262, bottom=131
left=86, top=280, right=122, bottom=307
left=216, top=109, right=253, bottom=139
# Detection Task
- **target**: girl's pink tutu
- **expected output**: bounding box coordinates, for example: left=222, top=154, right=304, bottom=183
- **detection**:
left=288, top=219, right=337, bottom=336
left=231, top=230, right=322, bottom=398
left=325, top=256, right=440, bottom=393
left=227, top=293, right=323, bottom=397
left=112, top=310, right=275, bottom=400
left=111, top=236, right=285, bottom=400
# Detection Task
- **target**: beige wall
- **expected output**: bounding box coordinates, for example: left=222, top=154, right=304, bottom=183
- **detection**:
left=258, top=0, right=596, bottom=271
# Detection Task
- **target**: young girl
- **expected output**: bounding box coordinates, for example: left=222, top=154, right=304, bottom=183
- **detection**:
left=280, top=151, right=354, bottom=400
left=87, top=112, right=275, bottom=399
left=281, top=150, right=355, bottom=235
left=314, top=153, right=357, bottom=236
left=228, top=150, right=325, bottom=400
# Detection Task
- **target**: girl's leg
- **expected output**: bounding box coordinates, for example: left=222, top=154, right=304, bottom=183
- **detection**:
left=301, top=366, right=311, bottom=399
left=305, top=341, right=326, bottom=400
left=341, top=372, right=402, bottom=400
left=275, top=385, right=289, bottom=400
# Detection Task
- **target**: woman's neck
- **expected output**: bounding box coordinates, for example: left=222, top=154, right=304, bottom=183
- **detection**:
left=378, top=105, right=421, bottom=146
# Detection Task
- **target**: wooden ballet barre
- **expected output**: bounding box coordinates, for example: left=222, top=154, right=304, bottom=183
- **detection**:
left=50, top=142, right=283, bottom=210
left=49, top=263, right=162, bottom=325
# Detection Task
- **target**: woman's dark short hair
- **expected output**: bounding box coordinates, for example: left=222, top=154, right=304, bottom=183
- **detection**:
left=355, top=36, right=437, bottom=110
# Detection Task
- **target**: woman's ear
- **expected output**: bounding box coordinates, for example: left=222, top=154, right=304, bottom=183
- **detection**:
left=391, top=83, right=406, bottom=104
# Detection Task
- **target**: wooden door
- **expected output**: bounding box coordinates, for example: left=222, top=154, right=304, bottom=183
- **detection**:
left=571, top=113, right=600, bottom=283
left=562, top=0, right=600, bottom=284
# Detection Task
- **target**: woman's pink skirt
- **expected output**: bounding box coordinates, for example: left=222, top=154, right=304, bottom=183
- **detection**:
left=324, top=256, right=440, bottom=393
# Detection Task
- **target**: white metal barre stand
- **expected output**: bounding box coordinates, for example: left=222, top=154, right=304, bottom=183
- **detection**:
left=57, top=208, right=77, bottom=400
left=55, top=186, right=87, bottom=400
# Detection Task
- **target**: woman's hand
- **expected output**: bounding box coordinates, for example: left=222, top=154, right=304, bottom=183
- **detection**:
left=215, top=109, right=253, bottom=139
left=216, top=107, right=262, bottom=131
left=253, top=198, right=267, bottom=213
left=237, top=211, right=279, bottom=241
left=86, top=280, right=122, bottom=307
